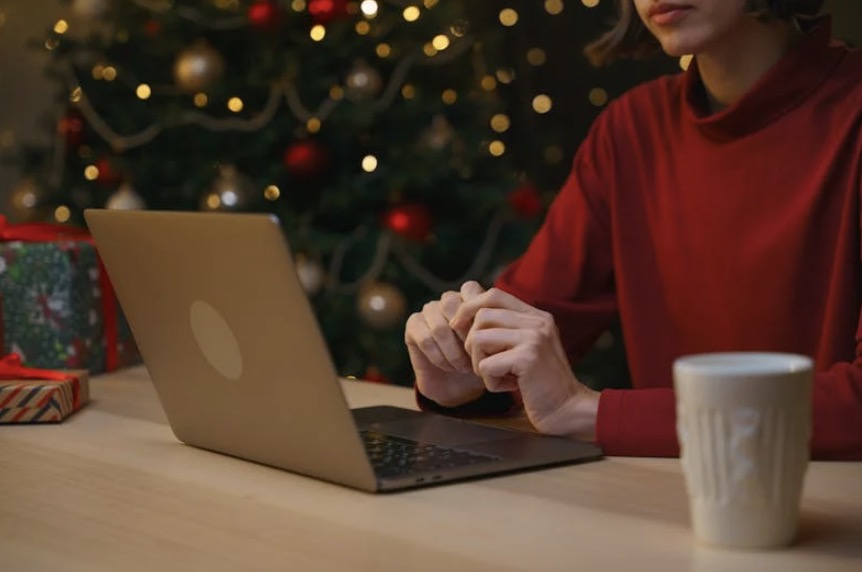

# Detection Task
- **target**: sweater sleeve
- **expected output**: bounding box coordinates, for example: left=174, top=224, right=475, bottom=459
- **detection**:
left=596, top=354, right=862, bottom=461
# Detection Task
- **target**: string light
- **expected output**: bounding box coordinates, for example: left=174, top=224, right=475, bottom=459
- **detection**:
left=360, top=0, right=378, bottom=17
left=136, top=84, right=152, bottom=99
left=432, top=35, right=450, bottom=50
left=441, top=89, right=457, bottom=104
left=362, top=155, right=378, bottom=172
left=329, top=85, right=345, bottom=99
left=495, top=69, right=515, bottom=84
left=54, top=206, right=71, bottom=223
left=53, top=20, right=69, bottom=34
left=401, top=84, right=416, bottom=99
left=480, top=75, right=497, bottom=91
left=488, top=140, right=506, bottom=157
left=582, top=0, right=601, bottom=7
left=527, top=48, right=546, bottom=66
left=490, top=114, right=510, bottom=133
left=423, top=43, right=437, bottom=57
left=306, top=117, right=321, bottom=133
left=355, top=21, right=371, bottom=35
left=310, top=24, right=326, bottom=41
left=376, top=43, right=391, bottom=58
left=227, top=97, right=243, bottom=112
left=84, top=165, right=99, bottom=180
left=545, top=0, right=565, bottom=14
left=403, top=6, right=421, bottom=22
left=589, top=87, right=609, bottom=106
left=423, top=0, right=438, bottom=7
left=194, top=93, right=208, bottom=107
left=499, top=8, right=518, bottom=27
left=291, top=0, right=306, bottom=11
left=532, top=94, right=552, bottom=114
left=70, top=86, right=82, bottom=103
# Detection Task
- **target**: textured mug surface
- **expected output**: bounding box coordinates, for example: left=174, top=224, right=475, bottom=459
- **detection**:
left=674, top=352, right=813, bottom=549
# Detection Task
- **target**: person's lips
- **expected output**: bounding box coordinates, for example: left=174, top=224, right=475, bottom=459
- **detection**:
left=647, top=3, right=693, bottom=26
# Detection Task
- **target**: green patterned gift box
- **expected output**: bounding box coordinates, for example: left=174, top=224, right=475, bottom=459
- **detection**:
left=0, top=216, right=140, bottom=373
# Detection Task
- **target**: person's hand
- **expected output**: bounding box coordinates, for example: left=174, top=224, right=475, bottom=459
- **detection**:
left=405, top=281, right=488, bottom=407
left=452, top=287, right=600, bottom=441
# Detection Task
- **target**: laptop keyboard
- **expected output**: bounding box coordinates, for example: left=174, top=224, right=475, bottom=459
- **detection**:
left=360, top=430, right=501, bottom=479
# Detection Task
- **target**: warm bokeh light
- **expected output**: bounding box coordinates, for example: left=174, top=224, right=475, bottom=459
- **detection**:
left=227, top=97, right=243, bottom=112
left=376, top=43, right=391, bottom=58
left=362, top=155, right=379, bottom=172
left=496, top=69, right=515, bottom=84
left=355, top=21, right=370, bottom=35
left=582, top=0, right=600, bottom=7
left=533, top=94, right=553, bottom=114
left=70, top=86, right=82, bottom=103
left=194, top=93, right=208, bottom=107
left=589, top=87, right=609, bottom=106
left=360, top=0, right=379, bottom=17
left=403, top=6, right=421, bottom=22
left=54, top=205, right=71, bottom=223
left=442, top=89, right=457, bottom=104
left=490, top=114, right=511, bottom=133
left=545, top=0, right=565, bottom=14
left=489, top=140, right=506, bottom=157
left=103, top=66, right=117, bottom=81
left=136, top=84, right=152, bottom=99
left=401, top=84, right=416, bottom=99
left=53, top=20, right=69, bottom=34
left=310, top=24, right=326, bottom=41
left=307, top=117, right=321, bottom=133
left=432, top=34, right=450, bottom=50
left=291, top=0, right=306, bottom=11
left=330, top=85, right=345, bottom=99
left=423, top=43, right=437, bottom=57
left=480, top=75, right=497, bottom=91
left=499, top=8, right=518, bottom=26
left=527, top=48, right=546, bottom=66
left=84, top=165, right=99, bottom=180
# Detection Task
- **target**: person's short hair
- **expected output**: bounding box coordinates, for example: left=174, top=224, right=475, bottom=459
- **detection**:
left=584, top=0, right=825, bottom=67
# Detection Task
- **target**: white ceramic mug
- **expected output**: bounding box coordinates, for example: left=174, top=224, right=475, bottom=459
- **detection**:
left=673, top=352, right=813, bottom=549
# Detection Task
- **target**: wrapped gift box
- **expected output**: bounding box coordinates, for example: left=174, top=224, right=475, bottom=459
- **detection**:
left=0, top=353, right=89, bottom=423
left=0, top=216, right=140, bottom=373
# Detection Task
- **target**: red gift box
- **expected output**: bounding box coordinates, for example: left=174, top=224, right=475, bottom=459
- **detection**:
left=0, top=215, right=122, bottom=372
left=0, top=353, right=89, bottom=423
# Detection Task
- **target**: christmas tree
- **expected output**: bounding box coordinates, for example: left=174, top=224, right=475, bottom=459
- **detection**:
left=9, top=0, right=545, bottom=385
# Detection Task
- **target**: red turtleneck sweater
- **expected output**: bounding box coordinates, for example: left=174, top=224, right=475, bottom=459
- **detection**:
left=420, top=19, right=862, bottom=460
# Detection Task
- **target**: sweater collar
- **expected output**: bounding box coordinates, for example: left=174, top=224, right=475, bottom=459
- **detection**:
left=683, top=17, right=843, bottom=140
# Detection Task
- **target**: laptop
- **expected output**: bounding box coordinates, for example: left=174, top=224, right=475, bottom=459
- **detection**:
left=85, top=209, right=602, bottom=492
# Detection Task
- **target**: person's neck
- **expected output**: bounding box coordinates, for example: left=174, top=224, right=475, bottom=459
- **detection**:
left=696, top=19, right=803, bottom=113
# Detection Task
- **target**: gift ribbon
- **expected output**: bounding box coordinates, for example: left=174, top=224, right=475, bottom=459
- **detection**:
left=0, top=352, right=83, bottom=409
left=0, top=215, right=119, bottom=371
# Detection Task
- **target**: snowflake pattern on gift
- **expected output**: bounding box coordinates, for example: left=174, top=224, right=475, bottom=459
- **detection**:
left=24, top=283, right=71, bottom=330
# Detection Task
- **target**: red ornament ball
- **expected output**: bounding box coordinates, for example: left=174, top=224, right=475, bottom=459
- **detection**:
left=383, top=204, right=433, bottom=242
left=144, top=20, right=161, bottom=36
left=363, top=366, right=389, bottom=384
left=58, top=111, right=85, bottom=149
left=283, top=140, right=329, bottom=179
left=307, top=0, right=350, bottom=25
left=507, top=183, right=543, bottom=218
left=94, top=157, right=123, bottom=186
left=248, top=0, right=280, bottom=29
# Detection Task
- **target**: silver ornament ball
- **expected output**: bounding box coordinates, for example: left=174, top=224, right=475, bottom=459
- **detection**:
left=356, top=282, right=407, bottom=330
left=173, top=41, right=225, bottom=93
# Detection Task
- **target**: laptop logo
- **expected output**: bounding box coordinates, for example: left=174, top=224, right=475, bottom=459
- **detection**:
left=189, top=300, right=243, bottom=380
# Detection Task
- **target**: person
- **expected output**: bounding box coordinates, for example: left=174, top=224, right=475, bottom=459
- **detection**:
left=403, top=0, right=862, bottom=460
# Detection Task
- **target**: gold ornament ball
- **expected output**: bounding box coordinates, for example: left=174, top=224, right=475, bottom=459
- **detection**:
left=72, top=0, right=108, bottom=18
left=357, top=282, right=407, bottom=330
left=199, top=165, right=253, bottom=212
left=173, top=42, right=225, bottom=93
left=6, top=177, right=47, bottom=223
left=345, top=60, right=383, bottom=101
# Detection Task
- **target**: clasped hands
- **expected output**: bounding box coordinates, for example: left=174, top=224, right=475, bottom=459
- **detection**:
left=405, top=281, right=599, bottom=442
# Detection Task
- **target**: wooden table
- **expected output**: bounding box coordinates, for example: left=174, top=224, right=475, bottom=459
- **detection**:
left=1, top=366, right=860, bottom=571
